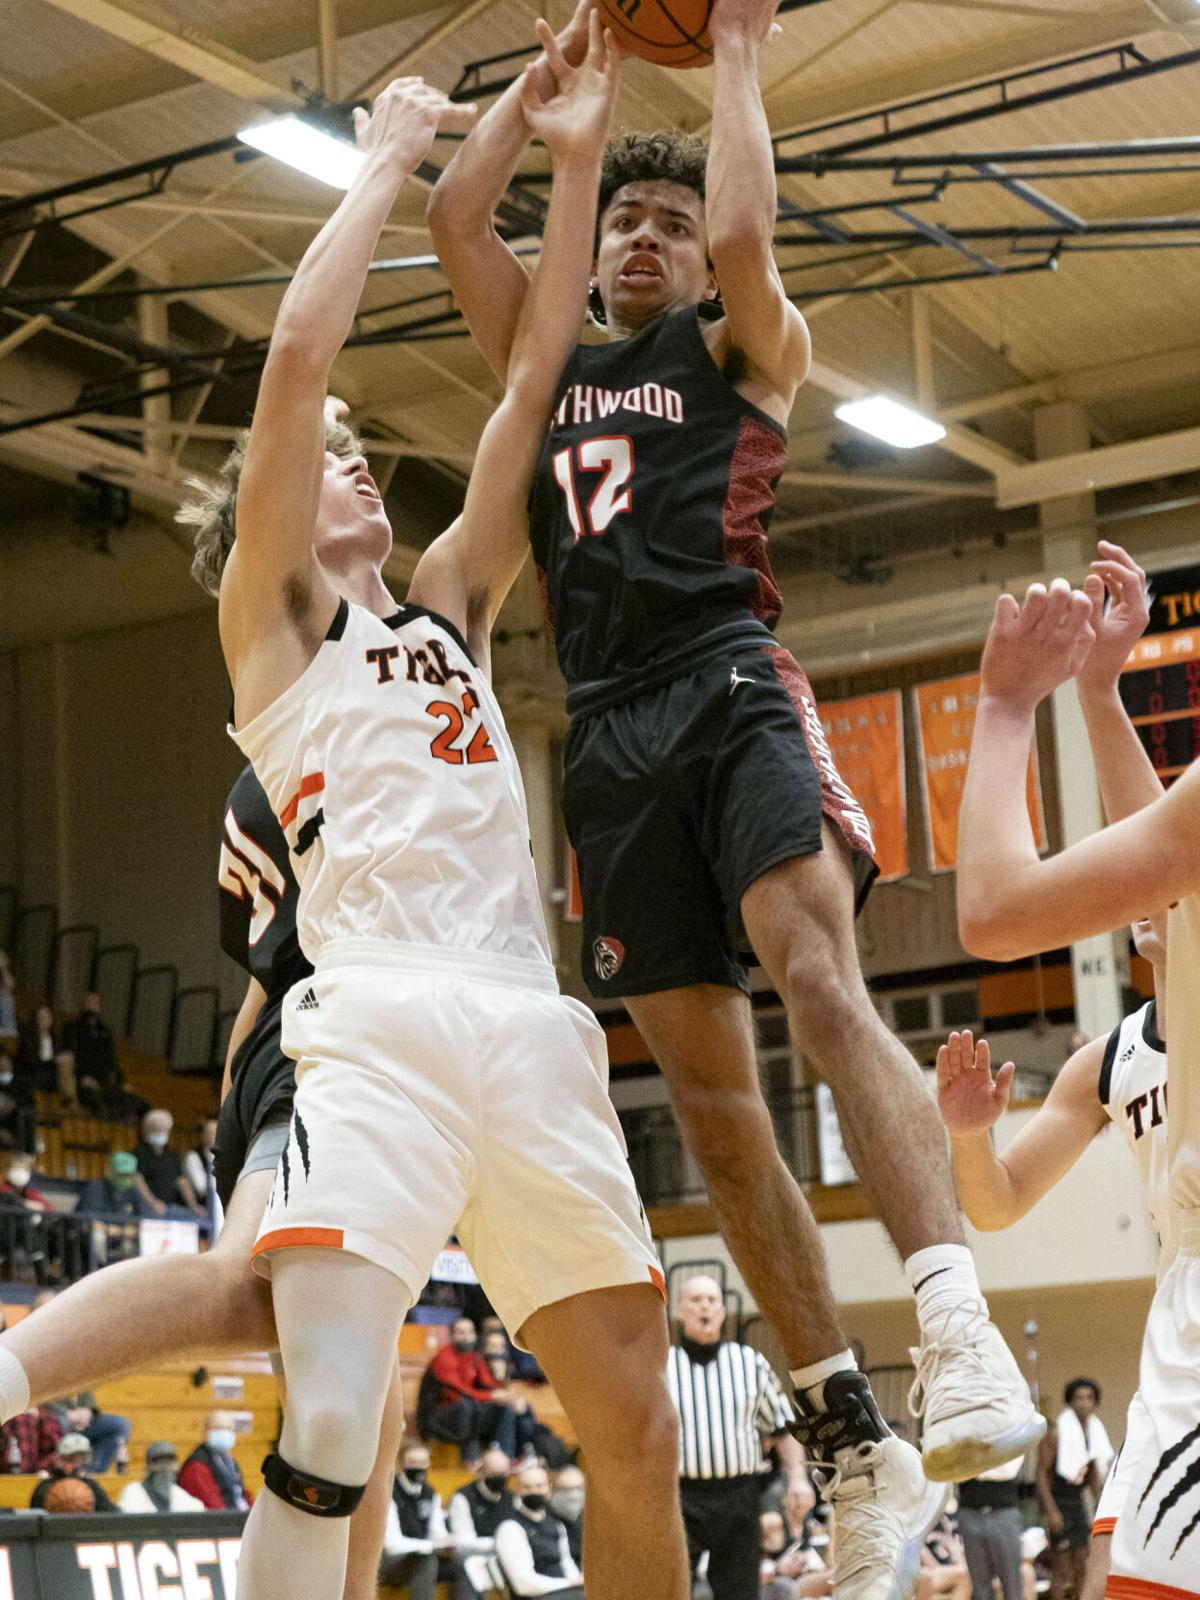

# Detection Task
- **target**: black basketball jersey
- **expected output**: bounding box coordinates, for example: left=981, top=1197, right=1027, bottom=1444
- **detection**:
left=218, top=764, right=310, bottom=998
left=528, top=307, right=788, bottom=714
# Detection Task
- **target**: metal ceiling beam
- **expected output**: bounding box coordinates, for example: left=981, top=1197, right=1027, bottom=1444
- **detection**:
left=995, top=426, right=1200, bottom=508
left=41, top=0, right=301, bottom=107
left=351, top=0, right=507, bottom=102
left=780, top=469, right=992, bottom=497
left=317, top=0, right=339, bottom=101
left=939, top=342, right=1200, bottom=424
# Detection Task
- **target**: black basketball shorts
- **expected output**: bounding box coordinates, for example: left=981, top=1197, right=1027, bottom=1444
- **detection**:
left=563, top=642, right=879, bottom=999
left=212, top=990, right=297, bottom=1210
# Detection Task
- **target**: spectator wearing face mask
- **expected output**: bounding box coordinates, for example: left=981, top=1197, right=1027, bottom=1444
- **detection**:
left=119, top=1442, right=205, bottom=1513
left=380, top=1443, right=455, bottom=1600
left=183, top=1118, right=218, bottom=1207
left=29, top=1433, right=117, bottom=1512
left=0, top=1155, right=52, bottom=1280
left=178, top=1412, right=252, bottom=1511
left=133, top=1110, right=206, bottom=1219
left=0, top=1155, right=49, bottom=1212
left=422, top=1317, right=523, bottom=1463
left=549, top=1466, right=585, bottom=1568
left=449, top=1448, right=515, bottom=1598
left=495, top=1464, right=584, bottom=1598
left=82, top=1150, right=157, bottom=1218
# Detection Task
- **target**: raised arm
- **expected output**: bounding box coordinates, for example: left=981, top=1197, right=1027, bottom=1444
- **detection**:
left=1076, top=542, right=1163, bottom=823
left=220, top=81, right=474, bottom=717
left=957, top=580, right=1200, bottom=961
left=706, top=0, right=810, bottom=399
left=937, top=1030, right=1107, bottom=1230
left=410, top=16, right=618, bottom=658
left=426, top=0, right=593, bottom=382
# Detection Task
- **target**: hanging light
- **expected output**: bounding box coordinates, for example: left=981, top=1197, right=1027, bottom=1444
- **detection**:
left=835, top=395, right=946, bottom=450
left=237, top=113, right=363, bottom=190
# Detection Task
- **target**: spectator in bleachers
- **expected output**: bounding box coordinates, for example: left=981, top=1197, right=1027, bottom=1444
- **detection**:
left=2, top=1403, right=62, bottom=1472
left=759, top=1508, right=830, bottom=1599
left=66, top=992, right=144, bottom=1120
left=495, top=1463, right=583, bottom=1598
left=480, top=1343, right=545, bottom=1465
left=1037, top=1378, right=1112, bottom=1600
left=42, top=1349, right=132, bottom=1475
left=29, top=1432, right=117, bottom=1513
left=480, top=1313, right=545, bottom=1384
left=0, top=1156, right=50, bottom=1213
left=424, top=1316, right=523, bottom=1463
left=17, top=1005, right=76, bottom=1106
left=918, top=1504, right=973, bottom=1600
left=380, top=1442, right=454, bottom=1600
left=449, top=1448, right=515, bottom=1598
left=81, top=1150, right=157, bottom=1218
left=133, top=1110, right=206, bottom=1219
left=178, top=1411, right=252, bottom=1511
left=549, top=1465, right=585, bottom=1568
left=118, top=1441, right=205, bottom=1514
left=0, top=1059, right=32, bottom=1147
left=183, top=1118, right=218, bottom=1208
left=0, top=953, right=17, bottom=1048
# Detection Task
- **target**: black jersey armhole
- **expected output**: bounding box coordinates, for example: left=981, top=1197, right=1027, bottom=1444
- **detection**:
left=1098, top=1024, right=1121, bottom=1107
left=325, top=598, right=349, bottom=641
left=1142, top=998, right=1165, bottom=1053
left=384, top=604, right=478, bottom=670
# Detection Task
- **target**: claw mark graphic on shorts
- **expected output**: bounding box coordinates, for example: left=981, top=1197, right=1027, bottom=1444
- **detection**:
left=294, top=1110, right=311, bottom=1181
left=280, top=1140, right=291, bottom=1207
left=1136, top=1419, right=1200, bottom=1557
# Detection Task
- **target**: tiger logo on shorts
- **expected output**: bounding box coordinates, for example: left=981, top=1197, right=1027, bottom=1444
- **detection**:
left=593, top=936, right=625, bottom=981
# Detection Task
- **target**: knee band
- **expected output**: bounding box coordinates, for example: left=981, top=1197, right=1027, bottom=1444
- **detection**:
left=261, top=1452, right=367, bottom=1518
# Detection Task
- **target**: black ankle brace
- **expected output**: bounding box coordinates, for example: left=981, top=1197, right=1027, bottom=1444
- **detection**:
left=261, top=1452, right=367, bottom=1518
left=788, top=1370, right=891, bottom=1457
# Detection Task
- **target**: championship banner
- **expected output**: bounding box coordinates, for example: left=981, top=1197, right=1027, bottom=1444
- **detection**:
left=1119, top=561, right=1200, bottom=785
left=913, top=672, right=1046, bottom=872
left=817, top=690, right=907, bottom=882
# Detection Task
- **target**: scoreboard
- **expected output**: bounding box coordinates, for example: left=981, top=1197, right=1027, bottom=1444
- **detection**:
left=1118, top=560, right=1200, bottom=785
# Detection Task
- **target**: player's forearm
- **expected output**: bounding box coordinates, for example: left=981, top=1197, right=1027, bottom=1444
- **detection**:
left=1078, top=681, right=1163, bottom=823
left=957, top=695, right=1045, bottom=959
left=507, top=147, right=601, bottom=405
left=948, top=1130, right=1021, bottom=1230
left=706, top=30, right=776, bottom=264
left=268, top=155, right=406, bottom=376
left=428, top=75, right=533, bottom=237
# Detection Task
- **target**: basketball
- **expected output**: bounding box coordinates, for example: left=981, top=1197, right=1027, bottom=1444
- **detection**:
left=43, top=1476, right=96, bottom=1514
left=597, top=0, right=714, bottom=67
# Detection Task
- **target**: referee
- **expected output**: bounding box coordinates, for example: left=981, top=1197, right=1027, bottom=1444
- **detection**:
left=668, top=1275, right=811, bottom=1600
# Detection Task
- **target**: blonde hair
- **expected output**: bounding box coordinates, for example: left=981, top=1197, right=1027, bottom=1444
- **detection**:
left=177, top=418, right=364, bottom=596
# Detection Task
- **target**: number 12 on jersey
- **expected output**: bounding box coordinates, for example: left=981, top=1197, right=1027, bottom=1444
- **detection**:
left=552, top=436, right=635, bottom=541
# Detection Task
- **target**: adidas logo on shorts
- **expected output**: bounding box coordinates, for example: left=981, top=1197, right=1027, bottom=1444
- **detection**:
left=296, top=987, right=320, bottom=1012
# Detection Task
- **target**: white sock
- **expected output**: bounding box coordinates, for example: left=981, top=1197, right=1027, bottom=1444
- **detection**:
left=0, top=1347, right=31, bottom=1423
left=790, top=1349, right=857, bottom=1413
left=906, top=1243, right=986, bottom=1336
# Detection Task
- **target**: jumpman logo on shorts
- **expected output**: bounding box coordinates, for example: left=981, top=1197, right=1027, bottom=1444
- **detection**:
left=729, top=666, right=754, bottom=695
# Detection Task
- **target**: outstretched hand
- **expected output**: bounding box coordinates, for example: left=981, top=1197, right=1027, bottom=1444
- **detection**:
left=519, top=11, right=620, bottom=160
left=1077, top=540, right=1151, bottom=694
left=936, top=1031, right=1016, bottom=1135
left=352, top=77, right=476, bottom=179
left=979, top=578, right=1094, bottom=714
left=711, top=0, right=784, bottom=45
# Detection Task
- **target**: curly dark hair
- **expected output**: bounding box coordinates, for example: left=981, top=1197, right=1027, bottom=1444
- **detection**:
left=598, top=129, right=709, bottom=219
left=177, top=417, right=363, bottom=597
left=1064, top=1377, right=1101, bottom=1406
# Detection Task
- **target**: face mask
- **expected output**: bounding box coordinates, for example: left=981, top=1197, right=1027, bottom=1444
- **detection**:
left=404, top=1467, right=428, bottom=1487
left=148, top=1469, right=176, bottom=1492
left=452, top=1337, right=475, bottom=1352
left=147, top=1133, right=169, bottom=1150
left=522, top=1493, right=548, bottom=1513
left=550, top=1489, right=584, bottom=1520
left=0, top=1072, right=13, bottom=1087
left=483, top=1474, right=509, bottom=1494
left=206, top=1429, right=235, bottom=1454
left=7, top=1168, right=30, bottom=1189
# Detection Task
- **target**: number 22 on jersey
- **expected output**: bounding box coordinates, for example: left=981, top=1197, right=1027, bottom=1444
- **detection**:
left=553, top=436, right=635, bottom=541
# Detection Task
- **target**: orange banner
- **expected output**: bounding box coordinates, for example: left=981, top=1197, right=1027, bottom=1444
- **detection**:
left=818, top=690, right=908, bottom=882
left=914, top=672, right=1046, bottom=872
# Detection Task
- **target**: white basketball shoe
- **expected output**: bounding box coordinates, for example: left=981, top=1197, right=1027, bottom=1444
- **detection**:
left=910, top=1299, right=1046, bottom=1481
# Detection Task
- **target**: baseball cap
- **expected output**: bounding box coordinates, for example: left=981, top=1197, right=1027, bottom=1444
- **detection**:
left=146, top=1441, right=178, bottom=1464
left=58, top=1433, right=91, bottom=1458
left=110, top=1152, right=137, bottom=1175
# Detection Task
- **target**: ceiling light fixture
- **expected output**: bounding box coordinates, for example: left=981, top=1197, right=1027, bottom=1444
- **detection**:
left=237, top=114, right=363, bottom=190
left=834, top=394, right=946, bottom=450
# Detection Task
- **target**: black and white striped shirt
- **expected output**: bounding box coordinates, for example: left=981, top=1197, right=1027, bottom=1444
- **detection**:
left=668, top=1341, right=795, bottom=1480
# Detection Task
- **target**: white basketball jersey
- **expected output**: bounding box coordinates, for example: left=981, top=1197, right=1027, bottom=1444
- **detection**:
left=1100, top=999, right=1173, bottom=1273
left=231, top=599, right=551, bottom=969
left=1167, top=895, right=1200, bottom=1220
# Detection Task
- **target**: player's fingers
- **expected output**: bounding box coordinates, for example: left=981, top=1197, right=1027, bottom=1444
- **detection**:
left=936, top=1044, right=951, bottom=1086
left=975, top=1036, right=990, bottom=1074
left=992, top=591, right=1020, bottom=632
left=1097, top=539, right=1143, bottom=579
left=585, top=5, right=604, bottom=63
left=1019, top=582, right=1048, bottom=631
left=538, top=16, right=570, bottom=77
left=352, top=106, right=369, bottom=144
left=518, top=62, right=544, bottom=117
left=994, top=1060, right=1017, bottom=1107
left=437, top=100, right=478, bottom=130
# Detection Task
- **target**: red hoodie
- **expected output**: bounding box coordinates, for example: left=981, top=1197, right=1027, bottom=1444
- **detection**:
left=428, top=1345, right=499, bottom=1408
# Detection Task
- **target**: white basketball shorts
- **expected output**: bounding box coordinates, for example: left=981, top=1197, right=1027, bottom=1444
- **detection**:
left=1094, top=1389, right=1152, bottom=1539
left=249, top=938, right=665, bottom=1341
left=1107, top=1219, right=1200, bottom=1599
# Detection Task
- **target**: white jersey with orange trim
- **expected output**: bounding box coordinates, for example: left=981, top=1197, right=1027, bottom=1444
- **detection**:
left=1107, top=896, right=1200, bottom=1597
left=1099, top=1000, right=1173, bottom=1275
left=230, top=598, right=551, bottom=970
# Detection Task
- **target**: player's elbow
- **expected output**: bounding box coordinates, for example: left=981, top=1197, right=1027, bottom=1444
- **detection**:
left=958, top=903, right=1024, bottom=964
